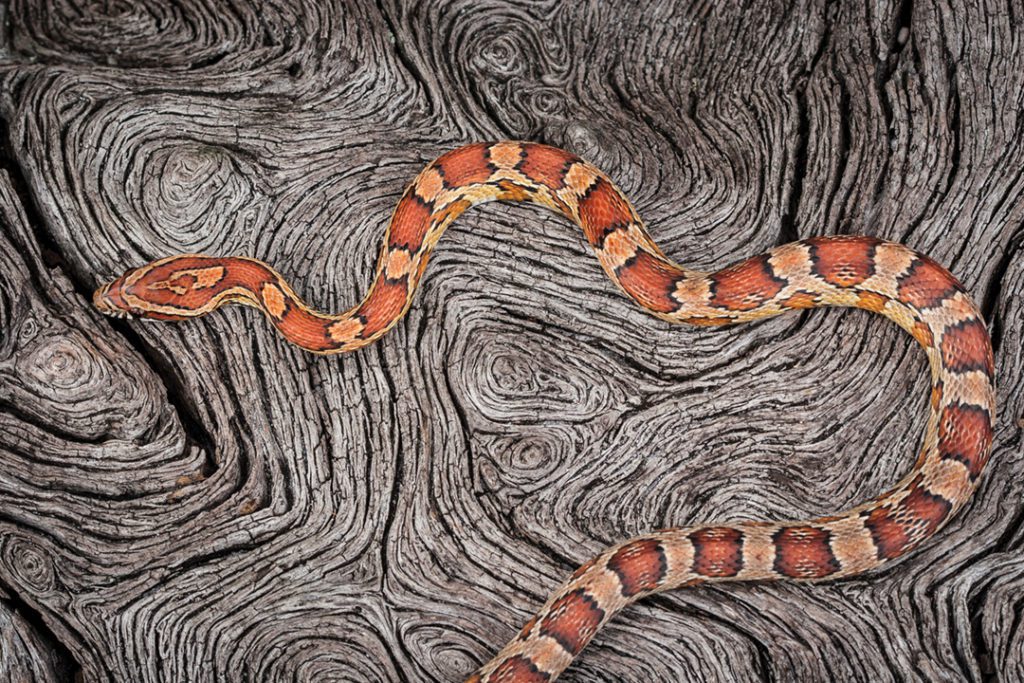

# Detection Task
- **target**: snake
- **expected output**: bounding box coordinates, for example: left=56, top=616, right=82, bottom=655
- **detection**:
left=94, top=142, right=996, bottom=681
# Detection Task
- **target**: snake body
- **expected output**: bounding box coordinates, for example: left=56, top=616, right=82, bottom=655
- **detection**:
left=95, top=142, right=996, bottom=681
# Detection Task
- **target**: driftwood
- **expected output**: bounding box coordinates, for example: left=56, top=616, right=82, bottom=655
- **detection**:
left=1, top=1, right=1021, bottom=681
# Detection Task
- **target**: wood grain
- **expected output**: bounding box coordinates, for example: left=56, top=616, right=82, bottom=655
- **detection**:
left=1, top=1, right=1022, bottom=681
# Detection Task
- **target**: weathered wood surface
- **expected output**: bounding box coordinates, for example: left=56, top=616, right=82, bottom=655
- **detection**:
left=0, top=1, right=1022, bottom=681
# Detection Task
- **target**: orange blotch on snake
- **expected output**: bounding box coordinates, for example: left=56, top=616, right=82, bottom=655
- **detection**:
left=538, top=589, right=605, bottom=656
left=772, top=526, right=840, bottom=579
left=862, top=504, right=912, bottom=560
left=272, top=307, right=340, bottom=352
left=520, top=144, right=577, bottom=190
left=897, top=256, right=961, bottom=310
left=940, top=318, right=995, bottom=376
left=710, top=255, right=785, bottom=311
left=495, top=179, right=532, bottom=202
left=689, top=527, right=744, bottom=577
left=606, top=539, right=667, bottom=597
left=780, top=291, right=819, bottom=310
left=807, top=236, right=879, bottom=288
left=897, top=480, right=954, bottom=538
left=357, top=278, right=409, bottom=338
left=862, top=476, right=952, bottom=559
left=930, top=383, right=944, bottom=411
left=435, top=198, right=472, bottom=228
left=517, top=616, right=539, bottom=642
left=938, top=402, right=993, bottom=479
left=436, top=143, right=492, bottom=187
left=577, top=177, right=635, bottom=246
left=615, top=251, right=682, bottom=314
left=389, top=193, right=433, bottom=252
left=911, top=320, right=934, bottom=347
left=260, top=282, right=288, bottom=319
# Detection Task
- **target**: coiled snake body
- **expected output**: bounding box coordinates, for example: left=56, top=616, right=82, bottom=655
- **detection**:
left=95, top=142, right=996, bottom=682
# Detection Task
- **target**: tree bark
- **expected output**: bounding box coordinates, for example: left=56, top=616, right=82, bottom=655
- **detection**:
left=0, top=1, right=1021, bottom=681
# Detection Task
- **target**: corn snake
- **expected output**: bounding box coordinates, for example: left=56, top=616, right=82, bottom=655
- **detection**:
left=94, top=141, right=996, bottom=681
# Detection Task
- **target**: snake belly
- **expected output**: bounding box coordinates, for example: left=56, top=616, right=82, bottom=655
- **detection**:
left=94, top=142, right=996, bottom=682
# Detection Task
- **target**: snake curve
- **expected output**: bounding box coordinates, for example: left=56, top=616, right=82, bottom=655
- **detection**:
left=94, top=142, right=996, bottom=682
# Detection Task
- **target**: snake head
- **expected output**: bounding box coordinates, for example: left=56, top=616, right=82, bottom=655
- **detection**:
left=93, top=256, right=227, bottom=321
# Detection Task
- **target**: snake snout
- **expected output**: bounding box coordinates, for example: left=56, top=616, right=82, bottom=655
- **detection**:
left=93, top=283, right=115, bottom=314
left=93, top=277, right=135, bottom=319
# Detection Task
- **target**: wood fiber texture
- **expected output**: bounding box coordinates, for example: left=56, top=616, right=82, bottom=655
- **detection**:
left=0, top=1, right=1022, bottom=681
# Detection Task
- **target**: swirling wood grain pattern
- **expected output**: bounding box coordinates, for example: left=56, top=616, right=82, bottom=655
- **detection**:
left=0, top=1, right=1021, bottom=681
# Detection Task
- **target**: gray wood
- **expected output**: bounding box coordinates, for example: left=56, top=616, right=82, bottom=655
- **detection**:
left=0, top=1, right=1021, bottom=681
left=0, top=589, right=73, bottom=683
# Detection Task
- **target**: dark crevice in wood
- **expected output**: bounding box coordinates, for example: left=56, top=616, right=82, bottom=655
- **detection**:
left=781, top=1, right=833, bottom=243
left=1, top=112, right=217, bottom=475
left=468, top=76, right=515, bottom=140
left=0, top=578, right=79, bottom=681
left=939, top=587, right=974, bottom=681
left=868, top=1, right=907, bottom=219
left=608, top=67, right=689, bottom=179
left=186, top=52, right=228, bottom=72
left=980, top=223, right=1023, bottom=345
left=375, top=341, right=407, bottom=607
left=941, top=58, right=962, bottom=200
left=99, top=316, right=218, bottom=477
left=0, top=115, right=85, bottom=302
left=831, top=67, right=852, bottom=229
left=781, top=87, right=809, bottom=244
left=986, top=443, right=1024, bottom=556
left=969, top=585, right=998, bottom=681
left=895, top=43, right=931, bottom=249
left=374, top=0, right=436, bottom=119
left=891, top=0, right=915, bottom=55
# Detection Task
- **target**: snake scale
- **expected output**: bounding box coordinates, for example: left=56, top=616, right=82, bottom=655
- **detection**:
left=95, top=142, right=996, bottom=681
